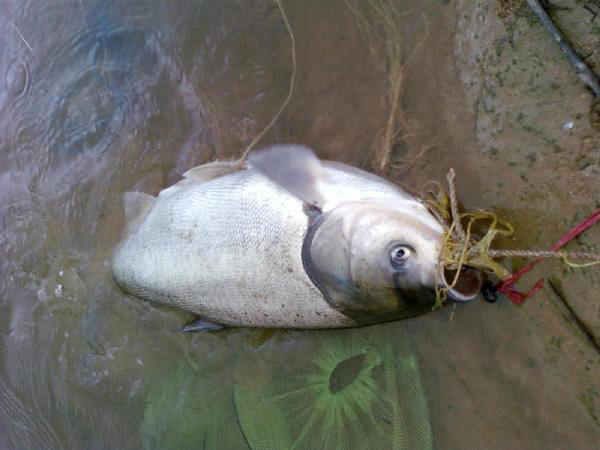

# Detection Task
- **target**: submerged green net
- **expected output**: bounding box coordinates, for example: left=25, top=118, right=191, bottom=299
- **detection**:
left=141, top=333, right=249, bottom=450
left=141, top=325, right=432, bottom=449
left=141, top=361, right=249, bottom=450
left=234, top=324, right=432, bottom=450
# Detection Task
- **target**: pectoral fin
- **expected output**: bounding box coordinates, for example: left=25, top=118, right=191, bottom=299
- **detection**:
left=182, top=318, right=226, bottom=332
left=248, top=145, right=327, bottom=208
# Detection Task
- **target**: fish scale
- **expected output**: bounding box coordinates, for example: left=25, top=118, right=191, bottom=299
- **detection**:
left=113, top=169, right=352, bottom=328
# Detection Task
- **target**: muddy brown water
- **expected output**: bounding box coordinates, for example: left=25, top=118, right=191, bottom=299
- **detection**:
left=1, top=0, right=599, bottom=448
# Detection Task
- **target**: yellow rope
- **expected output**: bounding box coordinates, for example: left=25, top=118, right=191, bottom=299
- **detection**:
left=426, top=169, right=600, bottom=305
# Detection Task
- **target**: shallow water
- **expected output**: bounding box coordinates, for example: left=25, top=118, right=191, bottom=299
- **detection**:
left=1, top=0, right=599, bottom=448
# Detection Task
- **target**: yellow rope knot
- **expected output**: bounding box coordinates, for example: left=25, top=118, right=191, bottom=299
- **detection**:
left=424, top=169, right=600, bottom=307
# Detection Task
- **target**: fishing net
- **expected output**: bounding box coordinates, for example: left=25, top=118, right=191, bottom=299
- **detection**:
left=140, top=327, right=432, bottom=449
left=233, top=323, right=432, bottom=450
left=141, top=335, right=250, bottom=450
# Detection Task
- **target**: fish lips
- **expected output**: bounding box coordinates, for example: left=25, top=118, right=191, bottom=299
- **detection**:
left=440, top=266, right=484, bottom=303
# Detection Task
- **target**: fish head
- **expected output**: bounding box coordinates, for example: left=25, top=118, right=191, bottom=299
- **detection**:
left=304, top=198, right=483, bottom=324
left=248, top=143, right=483, bottom=324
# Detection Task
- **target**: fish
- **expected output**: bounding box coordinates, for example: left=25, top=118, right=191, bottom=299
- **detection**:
left=111, top=145, right=483, bottom=330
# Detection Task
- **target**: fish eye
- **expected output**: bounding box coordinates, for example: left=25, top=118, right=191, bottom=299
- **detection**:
left=390, top=245, right=413, bottom=270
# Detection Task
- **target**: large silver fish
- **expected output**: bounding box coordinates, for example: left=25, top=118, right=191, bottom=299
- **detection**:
left=112, top=145, right=482, bottom=330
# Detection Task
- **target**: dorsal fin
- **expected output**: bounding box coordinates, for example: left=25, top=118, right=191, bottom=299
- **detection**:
left=122, top=192, right=155, bottom=236
left=248, top=145, right=327, bottom=208
left=160, top=159, right=247, bottom=198
left=182, top=159, right=246, bottom=182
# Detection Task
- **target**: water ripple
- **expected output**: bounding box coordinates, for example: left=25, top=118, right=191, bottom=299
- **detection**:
left=0, top=23, right=36, bottom=151
left=35, top=22, right=160, bottom=161
left=0, top=377, right=64, bottom=450
left=4, top=50, right=34, bottom=108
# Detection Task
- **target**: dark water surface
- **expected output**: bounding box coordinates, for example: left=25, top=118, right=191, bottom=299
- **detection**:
left=1, top=0, right=598, bottom=449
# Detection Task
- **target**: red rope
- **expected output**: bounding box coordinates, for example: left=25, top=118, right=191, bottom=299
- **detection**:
left=495, top=209, right=600, bottom=304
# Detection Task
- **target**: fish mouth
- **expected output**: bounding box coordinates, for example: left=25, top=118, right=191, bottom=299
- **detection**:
left=440, top=266, right=484, bottom=303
